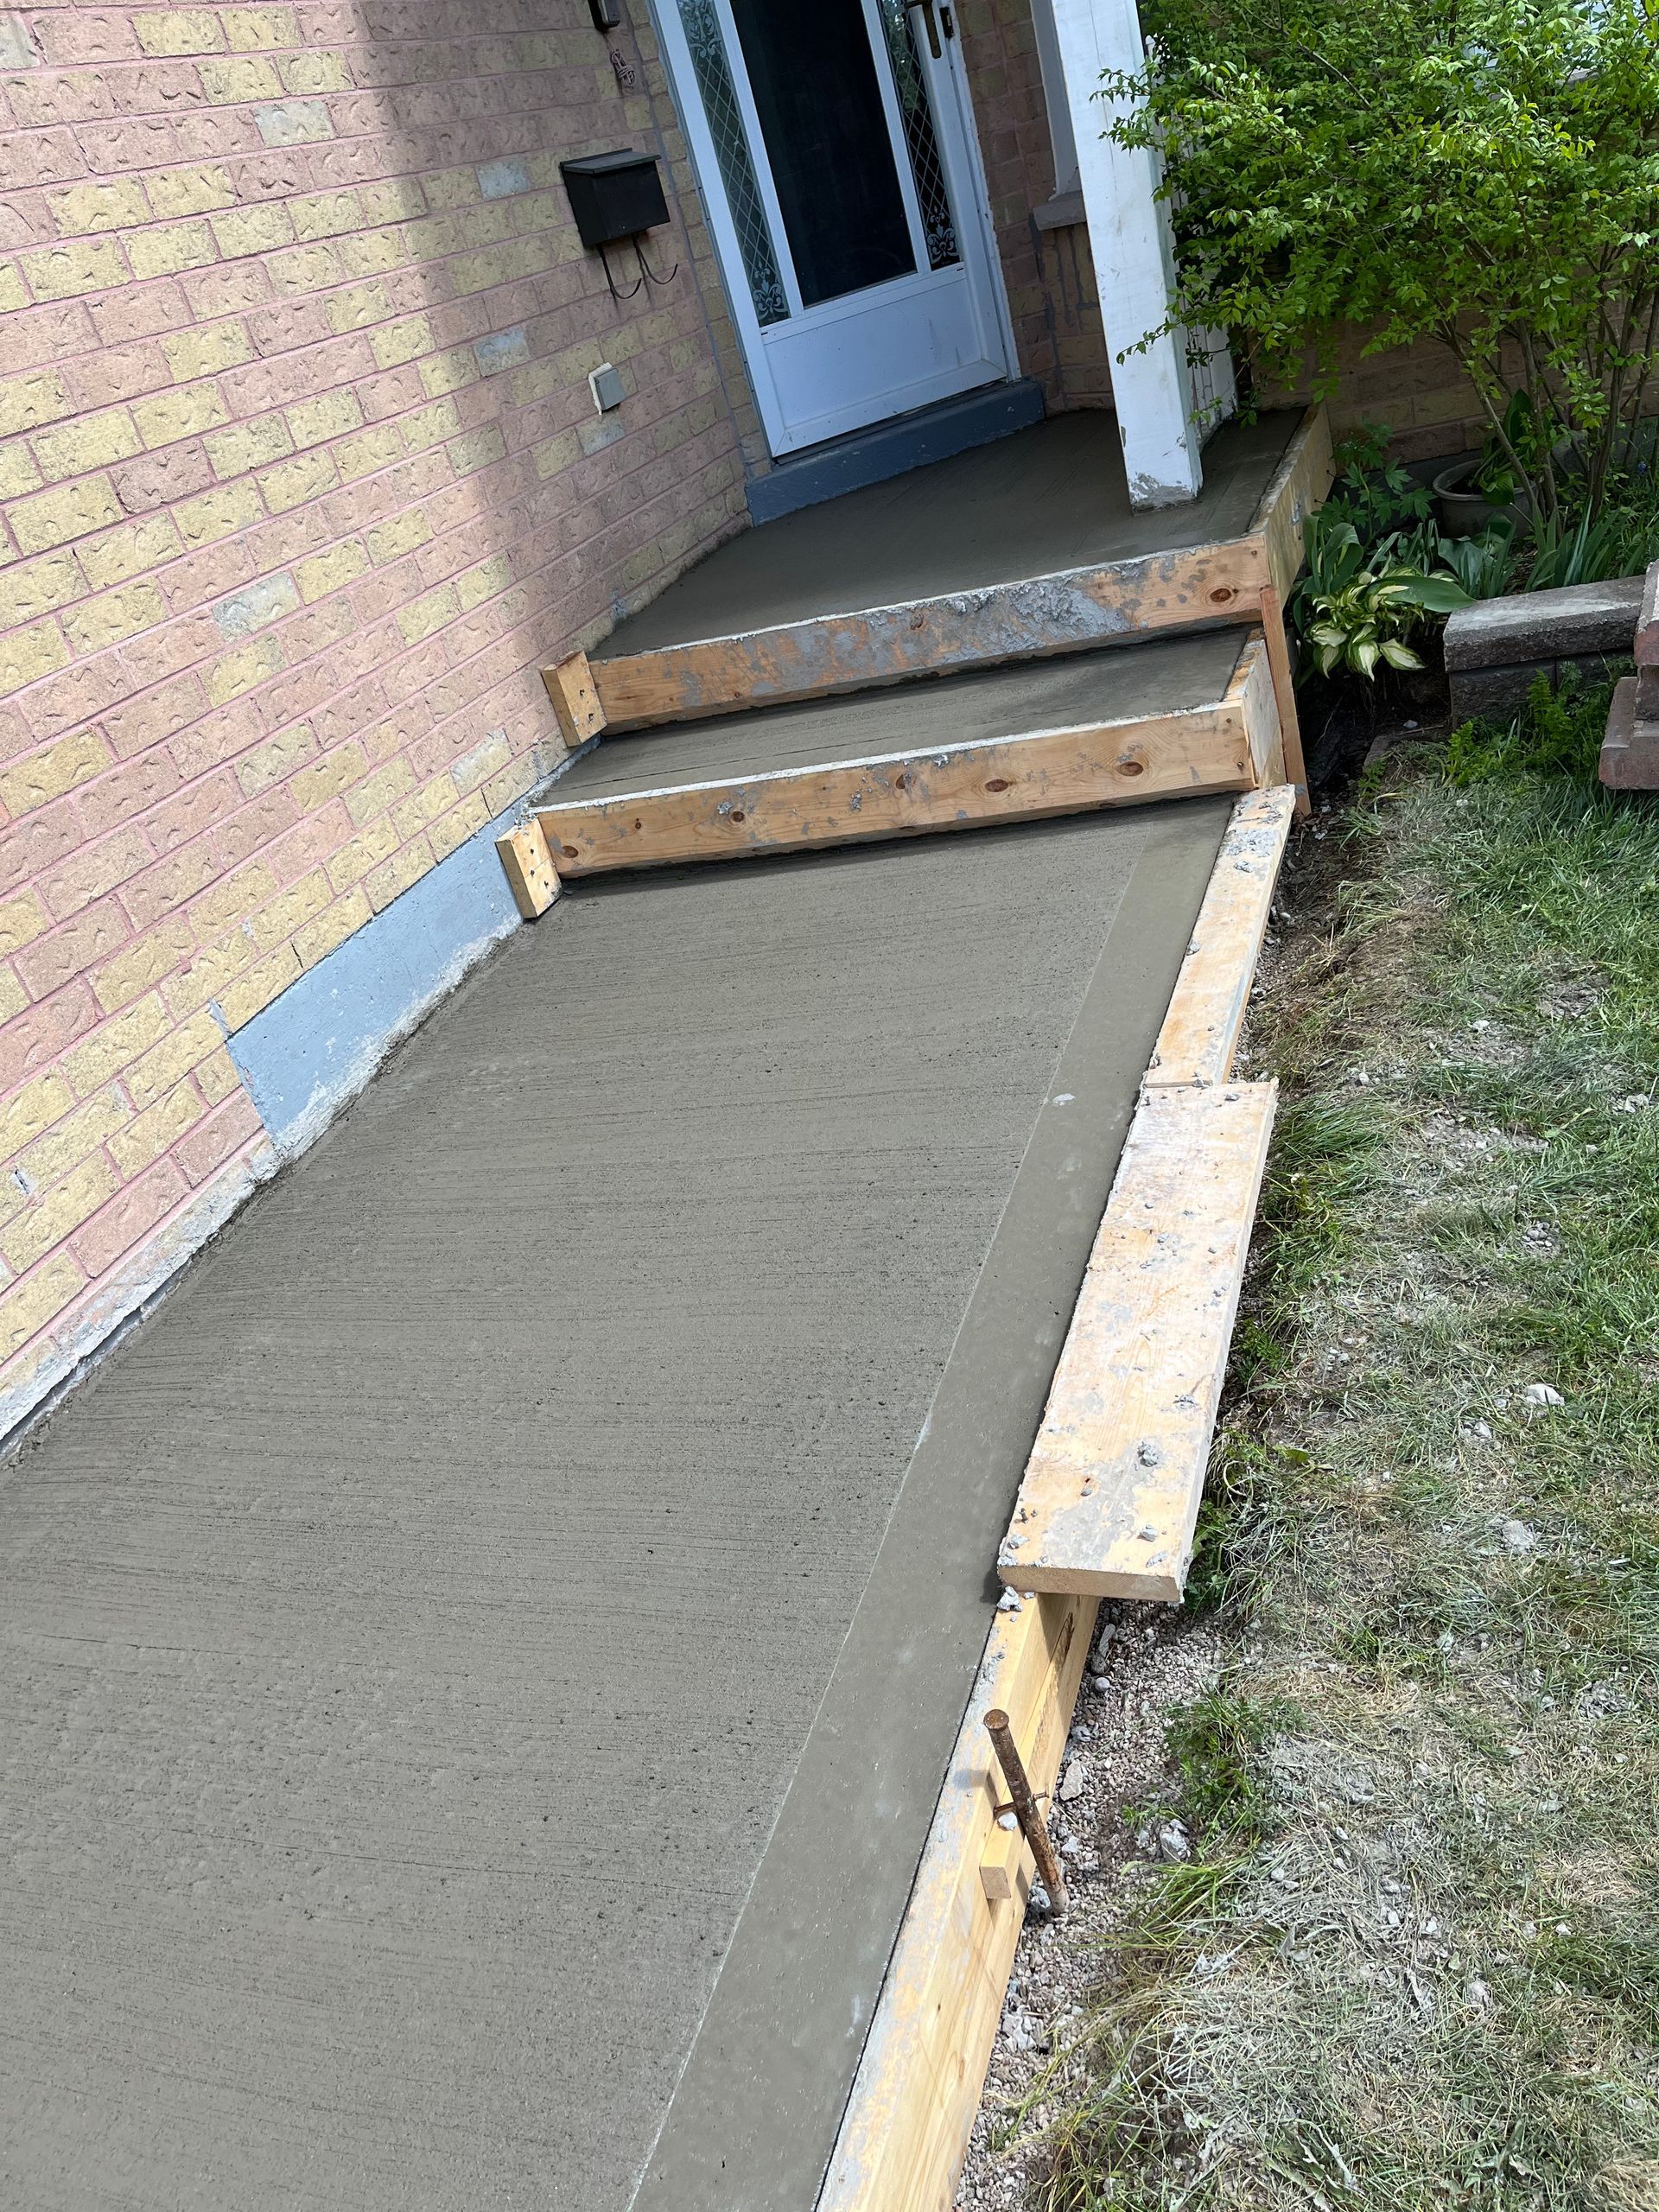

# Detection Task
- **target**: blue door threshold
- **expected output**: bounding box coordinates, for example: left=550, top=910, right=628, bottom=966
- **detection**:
left=747, top=378, right=1047, bottom=524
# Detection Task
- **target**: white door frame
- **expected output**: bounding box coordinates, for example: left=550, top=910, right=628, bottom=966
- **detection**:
left=651, top=0, right=1019, bottom=459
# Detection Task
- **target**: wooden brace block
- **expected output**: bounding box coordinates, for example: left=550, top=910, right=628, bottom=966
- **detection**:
left=495, top=818, right=561, bottom=918
left=819, top=1589, right=1096, bottom=2212
left=537, top=641, right=1272, bottom=879
left=997, top=1082, right=1276, bottom=1603
left=541, top=650, right=606, bottom=750
left=1147, top=784, right=1294, bottom=1090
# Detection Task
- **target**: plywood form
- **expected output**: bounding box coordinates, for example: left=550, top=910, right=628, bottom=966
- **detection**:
left=996, top=1082, right=1275, bottom=1603
left=1147, top=785, right=1294, bottom=1088
left=578, top=410, right=1337, bottom=735
left=534, top=638, right=1277, bottom=879
left=818, top=1588, right=1097, bottom=2212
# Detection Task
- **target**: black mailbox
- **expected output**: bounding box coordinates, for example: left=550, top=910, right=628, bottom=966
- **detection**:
left=560, top=150, right=669, bottom=250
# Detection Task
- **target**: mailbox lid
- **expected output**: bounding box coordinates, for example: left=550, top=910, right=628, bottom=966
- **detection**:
left=560, top=150, right=670, bottom=249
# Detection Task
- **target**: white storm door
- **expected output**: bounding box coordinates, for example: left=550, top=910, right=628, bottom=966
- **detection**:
left=658, top=0, right=1014, bottom=456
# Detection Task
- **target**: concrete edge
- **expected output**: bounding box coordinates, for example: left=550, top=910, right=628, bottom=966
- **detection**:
left=746, top=380, right=1046, bottom=526
left=2, top=790, right=543, bottom=1457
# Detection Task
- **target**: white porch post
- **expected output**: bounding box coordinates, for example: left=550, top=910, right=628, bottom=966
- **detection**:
left=1049, top=0, right=1204, bottom=506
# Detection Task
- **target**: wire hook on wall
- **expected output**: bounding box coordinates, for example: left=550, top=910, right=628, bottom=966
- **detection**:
left=597, top=233, right=679, bottom=302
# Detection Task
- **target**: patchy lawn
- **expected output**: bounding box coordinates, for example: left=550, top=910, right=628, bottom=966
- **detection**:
left=963, top=679, right=1659, bottom=2212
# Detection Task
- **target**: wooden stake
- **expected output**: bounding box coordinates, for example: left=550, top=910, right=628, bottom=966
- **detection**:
left=1258, top=584, right=1310, bottom=819
left=494, top=817, right=561, bottom=918
left=541, top=650, right=606, bottom=751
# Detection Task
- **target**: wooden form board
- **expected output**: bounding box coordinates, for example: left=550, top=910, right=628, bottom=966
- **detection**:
left=818, top=1587, right=1097, bottom=2212
left=996, top=1081, right=1275, bottom=1602
left=581, top=408, right=1336, bottom=736
left=1147, top=783, right=1294, bottom=1088
left=534, top=636, right=1276, bottom=880
left=494, top=818, right=561, bottom=918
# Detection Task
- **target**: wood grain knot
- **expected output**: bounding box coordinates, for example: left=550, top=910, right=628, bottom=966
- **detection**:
left=730, top=809, right=746, bottom=823
left=1209, top=586, right=1236, bottom=605
left=984, top=777, right=1012, bottom=793
left=1116, top=757, right=1147, bottom=778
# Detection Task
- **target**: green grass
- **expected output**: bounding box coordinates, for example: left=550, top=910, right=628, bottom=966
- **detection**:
left=1031, top=681, right=1659, bottom=2212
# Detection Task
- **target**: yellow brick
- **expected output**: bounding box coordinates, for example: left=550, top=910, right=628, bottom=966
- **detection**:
left=174, top=480, right=265, bottom=547
left=0, top=619, right=71, bottom=698
left=427, top=791, right=489, bottom=863
left=9, top=474, right=122, bottom=554
left=280, top=48, right=350, bottom=91
left=344, top=756, right=416, bottom=825
left=416, top=346, right=478, bottom=399
left=161, top=321, right=253, bottom=379
left=160, top=931, right=256, bottom=1020
left=293, top=538, right=369, bottom=601
left=0, top=963, right=24, bottom=1026
left=457, top=553, right=512, bottom=611
left=0, top=728, right=111, bottom=816
left=125, top=220, right=219, bottom=280
left=210, top=204, right=295, bottom=259
left=325, top=278, right=392, bottom=334
left=257, top=448, right=337, bottom=512
left=136, top=8, right=225, bottom=52
left=216, top=944, right=300, bottom=1030
left=61, top=580, right=166, bottom=657
left=196, top=860, right=280, bottom=935
left=0, top=264, right=28, bottom=315
left=265, top=240, right=341, bottom=296
left=365, top=836, right=432, bottom=913
left=196, top=54, right=282, bottom=99
left=20, top=238, right=128, bottom=301
left=481, top=755, right=536, bottom=818
left=91, top=921, right=195, bottom=1016
left=401, top=397, right=461, bottom=454
left=394, top=582, right=458, bottom=646
left=291, top=189, right=362, bottom=241
left=107, top=1081, right=204, bottom=1177
left=365, top=510, right=431, bottom=565
left=19, top=1085, right=130, bottom=1189
left=78, top=515, right=184, bottom=590
left=0, top=441, right=43, bottom=499
left=206, top=412, right=292, bottom=479
left=368, top=315, right=434, bottom=371
left=31, top=407, right=140, bottom=480
left=60, top=995, right=172, bottom=1096
left=0, top=1251, right=86, bottom=1365
left=204, top=633, right=283, bottom=706
left=289, top=739, right=365, bottom=812
left=0, top=1073, right=77, bottom=1162
left=3, top=1156, right=116, bottom=1278
left=533, top=430, right=578, bottom=480
left=47, top=178, right=149, bottom=236
left=219, top=5, right=298, bottom=47
left=118, top=1010, right=219, bottom=1111
left=0, top=370, right=73, bottom=440
left=294, top=886, right=371, bottom=969
left=145, top=164, right=239, bottom=218
left=7, top=550, right=83, bottom=622
left=331, top=425, right=402, bottom=482
left=0, top=890, right=50, bottom=957
left=335, top=229, right=404, bottom=279
left=392, top=770, right=458, bottom=839
left=285, top=389, right=360, bottom=448
left=325, top=814, right=398, bottom=891
left=196, top=1044, right=242, bottom=1105
left=249, top=866, right=329, bottom=950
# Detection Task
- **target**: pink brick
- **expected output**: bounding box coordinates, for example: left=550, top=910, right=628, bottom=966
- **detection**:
left=75, top=751, right=184, bottom=841
left=41, top=824, right=155, bottom=922
left=101, top=671, right=209, bottom=762
left=174, top=1089, right=263, bottom=1185
left=0, top=124, right=86, bottom=190
left=0, top=797, right=82, bottom=899
left=143, top=770, right=240, bottom=855
left=71, top=1154, right=191, bottom=1278
left=90, top=281, right=192, bottom=346
left=3, top=301, right=99, bottom=373
left=113, top=442, right=217, bottom=515
left=29, top=11, right=142, bottom=64
left=214, top=784, right=300, bottom=868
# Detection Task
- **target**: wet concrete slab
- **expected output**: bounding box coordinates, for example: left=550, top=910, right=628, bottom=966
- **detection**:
left=597, top=410, right=1299, bottom=656
left=544, top=632, right=1247, bottom=801
left=0, top=800, right=1228, bottom=2211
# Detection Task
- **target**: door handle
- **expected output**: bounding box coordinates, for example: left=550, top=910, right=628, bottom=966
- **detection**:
left=906, top=0, right=942, bottom=59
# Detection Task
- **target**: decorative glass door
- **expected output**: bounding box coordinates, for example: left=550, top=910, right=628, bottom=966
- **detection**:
left=662, top=0, right=1014, bottom=455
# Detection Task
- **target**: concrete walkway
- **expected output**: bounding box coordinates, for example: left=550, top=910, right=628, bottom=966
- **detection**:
left=1, top=802, right=1226, bottom=2209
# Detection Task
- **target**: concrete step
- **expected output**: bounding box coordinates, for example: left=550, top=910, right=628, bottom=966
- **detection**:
left=522, top=629, right=1282, bottom=884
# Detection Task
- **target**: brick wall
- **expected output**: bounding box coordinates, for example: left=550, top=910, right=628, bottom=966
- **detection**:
left=0, top=0, right=760, bottom=1427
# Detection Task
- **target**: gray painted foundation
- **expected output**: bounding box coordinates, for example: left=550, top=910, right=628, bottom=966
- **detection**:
left=1, top=800, right=1225, bottom=2210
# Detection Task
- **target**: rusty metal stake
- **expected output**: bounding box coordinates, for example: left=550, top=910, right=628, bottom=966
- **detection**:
left=983, top=1707, right=1068, bottom=1916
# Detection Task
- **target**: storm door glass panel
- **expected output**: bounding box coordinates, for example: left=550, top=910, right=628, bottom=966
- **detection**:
left=677, top=0, right=790, bottom=324
left=877, top=0, right=959, bottom=269
left=728, top=0, right=916, bottom=306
